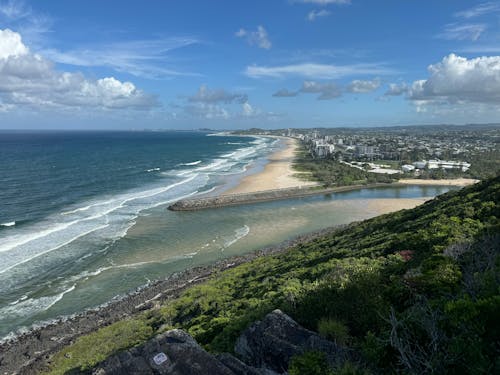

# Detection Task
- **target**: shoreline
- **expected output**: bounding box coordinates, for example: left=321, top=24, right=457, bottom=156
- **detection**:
left=0, top=190, right=446, bottom=374
left=398, top=178, right=479, bottom=186
left=223, top=137, right=317, bottom=195
left=0, top=189, right=446, bottom=374
left=0, top=226, right=346, bottom=374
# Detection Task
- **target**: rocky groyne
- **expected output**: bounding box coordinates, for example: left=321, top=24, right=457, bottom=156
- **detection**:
left=168, top=183, right=402, bottom=211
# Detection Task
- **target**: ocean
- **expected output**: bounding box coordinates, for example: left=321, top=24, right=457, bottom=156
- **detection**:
left=0, top=131, right=453, bottom=340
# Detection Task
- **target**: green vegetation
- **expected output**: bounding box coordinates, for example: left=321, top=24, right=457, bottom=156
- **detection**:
left=46, top=176, right=500, bottom=374
left=46, top=319, right=153, bottom=375
left=317, top=318, right=350, bottom=346
left=288, top=351, right=333, bottom=375
left=293, top=149, right=395, bottom=186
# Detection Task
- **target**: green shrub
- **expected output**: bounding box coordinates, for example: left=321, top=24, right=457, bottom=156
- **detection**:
left=45, top=318, right=153, bottom=375
left=317, top=318, right=350, bottom=345
left=289, top=351, right=333, bottom=375
left=334, top=361, right=371, bottom=375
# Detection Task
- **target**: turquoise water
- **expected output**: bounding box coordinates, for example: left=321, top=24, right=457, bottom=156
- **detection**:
left=0, top=131, right=454, bottom=339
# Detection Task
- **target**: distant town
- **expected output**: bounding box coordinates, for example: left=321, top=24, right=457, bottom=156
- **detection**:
left=237, top=124, right=500, bottom=180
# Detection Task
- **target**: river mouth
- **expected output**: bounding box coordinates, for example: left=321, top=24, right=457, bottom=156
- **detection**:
left=0, top=184, right=455, bottom=340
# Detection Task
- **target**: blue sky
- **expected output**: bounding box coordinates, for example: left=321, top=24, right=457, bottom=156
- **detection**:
left=0, top=0, right=500, bottom=129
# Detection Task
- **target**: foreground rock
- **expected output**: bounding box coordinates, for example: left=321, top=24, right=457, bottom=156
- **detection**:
left=93, top=329, right=270, bottom=375
left=235, top=310, right=350, bottom=373
left=94, top=310, right=348, bottom=374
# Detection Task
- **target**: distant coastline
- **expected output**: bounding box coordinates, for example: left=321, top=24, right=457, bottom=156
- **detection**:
left=169, top=136, right=479, bottom=211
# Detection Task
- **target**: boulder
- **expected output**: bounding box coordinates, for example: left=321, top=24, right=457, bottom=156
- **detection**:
left=92, top=328, right=280, bottom=375
left=234, top=309, right=349, bottom=373
left=93, top=329, right=234, bottom=375
left=215, top=353, right=279, bottom=375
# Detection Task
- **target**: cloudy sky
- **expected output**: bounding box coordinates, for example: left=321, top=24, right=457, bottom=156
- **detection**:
left=1, top=0, right=500, bottom=129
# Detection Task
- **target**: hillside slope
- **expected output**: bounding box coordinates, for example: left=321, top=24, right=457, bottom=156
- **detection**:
left=46, top=176, right=499, bottom=374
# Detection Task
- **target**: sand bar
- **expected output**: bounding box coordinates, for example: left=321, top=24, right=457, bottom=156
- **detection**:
left=367, top=197, right=431, bottom=214
left=398, top=178, right=479, bottom=186
left=224, top=137, right=317, bottom=195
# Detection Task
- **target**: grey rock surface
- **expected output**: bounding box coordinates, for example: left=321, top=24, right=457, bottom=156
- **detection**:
left=93, top=329, right=280, bottom=375
left=93, top=329, right=234, bottom=375
left=234, top=309, right=349, bottom=373
left=92, top=310, right=348, bottom=374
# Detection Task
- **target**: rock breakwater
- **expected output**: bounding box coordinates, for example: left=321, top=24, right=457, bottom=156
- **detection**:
left=168, top=183, right=400, bottom=211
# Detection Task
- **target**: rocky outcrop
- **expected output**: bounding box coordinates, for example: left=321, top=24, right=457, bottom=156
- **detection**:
left=235, top=310, right=350, bottom=373
left=93, top=329, right=269, bottom=375
left=93, top=310, right=348, bottom=375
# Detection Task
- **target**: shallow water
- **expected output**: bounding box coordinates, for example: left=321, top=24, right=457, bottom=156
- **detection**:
left=0, top=131, right=455, bottom=339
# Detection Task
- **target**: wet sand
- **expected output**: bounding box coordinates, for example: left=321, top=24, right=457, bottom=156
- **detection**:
left=367, top=197, right=431, bottom=214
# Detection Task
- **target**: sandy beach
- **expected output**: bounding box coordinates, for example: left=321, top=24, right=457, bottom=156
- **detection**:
left=398, top=178, right=479, bottom=186
left=224, top=137, right=317, bottom=195
left=367, top=197, right=431, bottom=214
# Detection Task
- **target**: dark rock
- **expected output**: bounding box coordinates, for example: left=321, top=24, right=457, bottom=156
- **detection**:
left=215, top=353, right=278, bottom=375
left=234, top=309, right=349, bottom=373
left=93, top=329, right=234, bottom=375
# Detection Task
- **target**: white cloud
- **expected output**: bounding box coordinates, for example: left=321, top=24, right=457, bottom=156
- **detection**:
left=455, top=2, right=500, bottom=18
left=407, top=53, right=500, bottom=106
left=384, top=82, right=408, bottom=96
left=437, top=23, right=486, bottom=41
left=0, top=28, right=28, bottom=58
left=347, top=78, right=381, bottom=93
left=300, top=80, right=341, bottom=99
left=0, top=0, right=52, bottom=47
left=273, top=77, right=382, bottom=100
left=0, top=0, right=30, bottom=20
left=184, top=103, right=230, bottom=119
left=182, top=86, right=276, bottom=120
left=235, top=25, right=271, bottom=49
left=0, top=28, right=158, bottom=111
left=245, top=62, right=393, bottom=79
left=42, top=37, right=199, bottom=79
left=295, top=0, right=350, bottom=5
left=242, top=102, right=257, bottom=117
left=188, top=85, right=247, bottom=104
left=307, top=9, right=331, bottom=21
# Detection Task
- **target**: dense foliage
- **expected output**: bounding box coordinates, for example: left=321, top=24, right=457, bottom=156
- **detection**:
left=293, top=150, right=395, bottom=186
left=46, top=176, right=500, bottom=374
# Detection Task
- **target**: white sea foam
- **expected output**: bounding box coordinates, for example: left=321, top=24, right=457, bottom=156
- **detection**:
left=0, top=175, right=202, bottom=275
left=0, top=284, right=76, bottom=321
left=0, top=134, right=275, bottom=333
left=0, top=223, right=110, bottom=275
left=8, top=295, right=28, bottom=306
left=0, top=222, right=15, bottom=227
left=146, top=167, right=160, bottom=172
left=67, top=260, right=156, bottom=284
left=180, top=160, right=202, bottom=166
left=224, top=225, right=250, bottom=249
left=61, top=199, right=116, bottom=215
left=45, top=284, right=76, bottom=310
left=196, top=186, right=217, bottom=195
